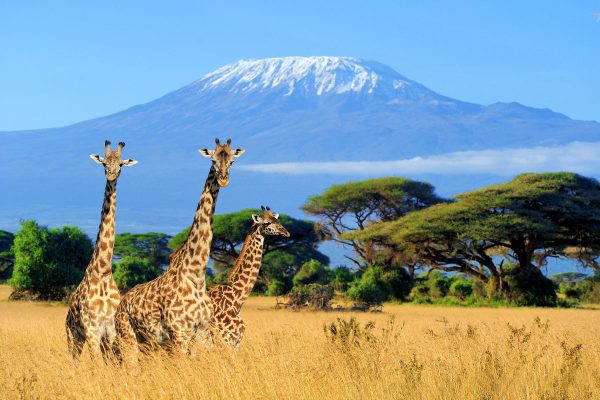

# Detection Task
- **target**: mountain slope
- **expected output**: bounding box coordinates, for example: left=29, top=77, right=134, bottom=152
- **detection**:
left=1, top=56, right=599, bottom=236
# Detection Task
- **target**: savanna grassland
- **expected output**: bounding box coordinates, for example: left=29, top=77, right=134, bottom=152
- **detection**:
left=1, top=285, right=600, bottom=400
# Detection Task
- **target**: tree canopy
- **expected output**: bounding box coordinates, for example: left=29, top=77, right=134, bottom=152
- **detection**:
left=10, top=220, right=92, bottom=298
left=349, top=173, right=600, bottom=304
left=302, top=177, right=445, bottom=269
left=114, top=232, right=171, bottom=268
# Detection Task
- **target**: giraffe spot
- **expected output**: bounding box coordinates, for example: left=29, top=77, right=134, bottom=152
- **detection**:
left=100, top=241, right=108, bottom=251
left=91, top=299, right=104, bottom=309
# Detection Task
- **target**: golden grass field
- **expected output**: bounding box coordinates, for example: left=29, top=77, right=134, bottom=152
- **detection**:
left=1, top=284, right=600, bottom=400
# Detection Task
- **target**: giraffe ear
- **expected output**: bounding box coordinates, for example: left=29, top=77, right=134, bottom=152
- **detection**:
left=122, top=159, right=138, bottom=167
left=272, top=213, right=280, bottom=219
left=199, top=149, right=215, bottom=158
left=251, top=214, right=263, bottom=224
left=90, top=154, right=104, bottom=164
left=232, top=148, right=245, bottom=158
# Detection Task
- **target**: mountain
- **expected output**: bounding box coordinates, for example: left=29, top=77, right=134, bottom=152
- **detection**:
left=1, top=56, right=600, bottom=242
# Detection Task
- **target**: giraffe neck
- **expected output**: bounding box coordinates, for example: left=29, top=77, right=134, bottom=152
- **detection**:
left=226, top=227, right=265, bottom=308
left=87, top=179, right=117, bottom=278
left=173, top=165, right=220, bottom=277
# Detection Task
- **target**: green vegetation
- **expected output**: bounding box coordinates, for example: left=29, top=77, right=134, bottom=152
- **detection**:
left=302, top=177, right=445, bottom=271
left=170, top=209, right=328, bottom=292
left=5, top=172, right=600, bottom=308
left=10, top=220, right=92, bottom=299
left=0, top=230, right=14, bottom=281
left=114, top=232, right=171, bottom=268
left=347, top=173, right=600, bottom=306
left=113, top=256, right=162, bottom=291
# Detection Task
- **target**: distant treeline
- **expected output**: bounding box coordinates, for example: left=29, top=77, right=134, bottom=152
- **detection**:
left=3, top=172, right=600, bottom=307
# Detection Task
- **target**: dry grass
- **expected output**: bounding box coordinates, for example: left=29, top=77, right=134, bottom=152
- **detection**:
left=1, top=286, right=600, bottom=399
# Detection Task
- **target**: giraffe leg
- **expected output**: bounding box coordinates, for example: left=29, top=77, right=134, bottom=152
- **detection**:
left=100, top=326, right=119, bottom=364
left=66, top=311, right=85, bottom=361
left=166, top=329, right=194, bottom=356
left=86, top=329, right=104, bottom=361
left=66, top=323, right=85, bottom=361
left=114, top=311, right=139, bottom=366
left=225, top=317, right=244, bottom=350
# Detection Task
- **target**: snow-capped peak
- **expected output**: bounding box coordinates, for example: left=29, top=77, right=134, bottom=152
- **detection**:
left=192, top=56, right=435, bottom=99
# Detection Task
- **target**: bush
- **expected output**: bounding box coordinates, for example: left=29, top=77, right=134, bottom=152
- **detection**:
left=381, top=268, right=412, bottom=300
left=573, top=274, right=600, bottom=303
left=267, top=279, right=289, bottom=296
left=450, top=279, right=474, bottom=300
left=0, top=230, right=14, bottom=281
left=113, top=256, right=162, bottom=291
left=10, top=220, right=92, bottom=299
left=409, top=271, right=452, bottom=301
left=331, top=266, right=354, bottom=292
left=293, top=259, right=333, bottom=287
left=503, top=266, right=557, bottom=306
left=430, top=272, right=452, bottom=298
left=346, top=267, right=391, bottom=306
left=287, top=283, right=334, bottom=309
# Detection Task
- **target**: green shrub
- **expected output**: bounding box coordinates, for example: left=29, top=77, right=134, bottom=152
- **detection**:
left=0, top=230, right=14, bottom=281
left=331, top=266, right=354, bottom=292
left=267, top=279, right=289, bottom=296
left=503, top=266, right=557, bottom=306
left=381, top=268, right=412, bottom=300
left=346, top=267, right=391, bottom=306
left=409, top=271, right=452, bottom=301
left=450, top=279, right=474, bottom=300
left=113, top=256, right=162, bottom=291
left=293, top=259, right=333, bottom=287
left=10, top=220, right=92, bottom=299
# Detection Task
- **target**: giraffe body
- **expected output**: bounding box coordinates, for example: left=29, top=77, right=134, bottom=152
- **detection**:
left=66, top=141, right=137, bottom=360
left=208, top=207, right=289, bottom=348
left=114, top=139, right=244, bottom=360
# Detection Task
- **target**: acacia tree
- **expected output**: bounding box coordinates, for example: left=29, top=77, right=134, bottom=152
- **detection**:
left=114, top=232, right=171, bottom=268
left=169, top=209, right=328, bottom=289
left=302, top=177, right=445, bottom=270
left=349, top=173, right=600, bottom=304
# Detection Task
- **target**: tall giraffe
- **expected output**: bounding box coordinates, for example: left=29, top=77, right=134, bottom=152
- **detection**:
left=115, top=138, right=244, bottom=360
left=66, top=140, right=138, bottom=360
left=208, top=206, right=290, bottom=349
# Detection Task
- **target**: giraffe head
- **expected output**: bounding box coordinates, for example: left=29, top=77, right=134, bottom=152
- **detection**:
left=252, top=206, right=291, bottom=238
left=199, top=138, right=245, bottom=187
left=89, top=140, right=138, bottom=181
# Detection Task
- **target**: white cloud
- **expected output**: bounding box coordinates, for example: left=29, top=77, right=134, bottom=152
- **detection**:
left=594, top=13, right=600, bottom=21
left=239, top=142, right=600, bottom=176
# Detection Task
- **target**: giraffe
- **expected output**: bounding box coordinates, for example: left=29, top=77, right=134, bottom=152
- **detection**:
left=208, top=206, right=290, bottom=349
left=65, top=140, right=138, bottom=360
left=114, top=138, right=244, bottom=361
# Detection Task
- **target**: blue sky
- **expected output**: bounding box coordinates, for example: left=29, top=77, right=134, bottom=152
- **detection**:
left=1, top=1, right=599, bottom=131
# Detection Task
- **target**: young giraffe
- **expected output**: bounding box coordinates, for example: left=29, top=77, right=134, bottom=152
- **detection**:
left=65, top=140, right=138, bottom=360
left=208, top=206, right=290, bottom=349
left=115, top=138, right=244, bottom=361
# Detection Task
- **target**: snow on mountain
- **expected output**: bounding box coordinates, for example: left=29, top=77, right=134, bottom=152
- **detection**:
left=194, top=56, right=436, bottom=100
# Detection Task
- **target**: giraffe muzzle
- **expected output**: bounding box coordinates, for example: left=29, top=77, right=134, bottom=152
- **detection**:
left=217, top=175, right=230, bottom=187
